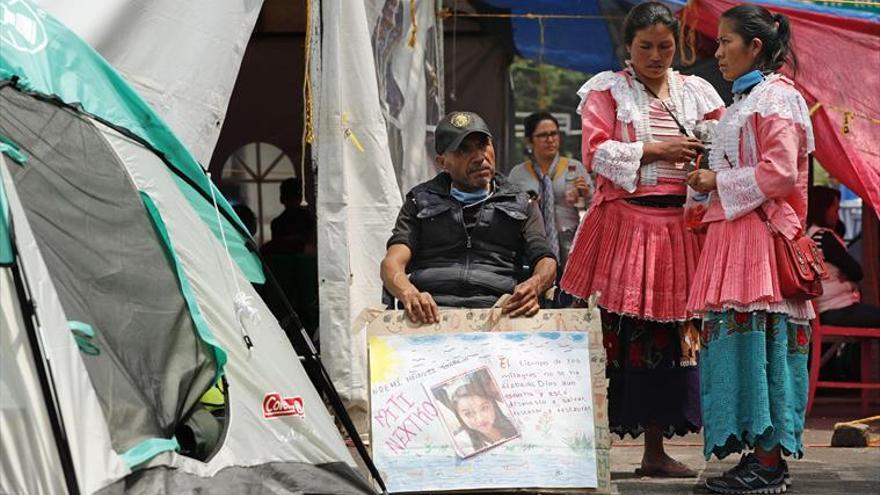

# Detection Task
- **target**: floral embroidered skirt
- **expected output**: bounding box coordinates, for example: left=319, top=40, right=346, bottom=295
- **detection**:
left=602, top=310, right=702, bottom=439
left=700, top=310, right=810, bottom=460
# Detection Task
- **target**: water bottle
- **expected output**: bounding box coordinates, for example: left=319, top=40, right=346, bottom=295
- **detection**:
left=684, top=121, right=716, bottom=232
left=565, top=163, right=586, bottom=209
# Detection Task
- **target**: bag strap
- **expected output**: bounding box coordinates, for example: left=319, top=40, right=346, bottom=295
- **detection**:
left=754, top=205, right=770, bottom=223
left=753, top=204, right=784, bottom=237
left=631, top=73, right=689, bottom=137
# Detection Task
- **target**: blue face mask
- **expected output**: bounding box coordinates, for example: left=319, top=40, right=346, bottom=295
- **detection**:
left=450, top=184, right=490, bottom=205
left=732, top=69, right=765, bottom=95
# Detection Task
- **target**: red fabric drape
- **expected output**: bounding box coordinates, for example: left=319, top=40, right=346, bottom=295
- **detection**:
left=681, top=0, right=880, bottom=215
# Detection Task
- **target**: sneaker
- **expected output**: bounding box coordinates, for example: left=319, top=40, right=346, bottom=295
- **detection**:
left=706, top=455, right=787, bottom=494
left=724, top=454, right=791, bottom=487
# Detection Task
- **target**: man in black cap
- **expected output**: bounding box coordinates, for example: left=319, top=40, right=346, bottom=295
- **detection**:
left=380, top=111, right=557, bottom=324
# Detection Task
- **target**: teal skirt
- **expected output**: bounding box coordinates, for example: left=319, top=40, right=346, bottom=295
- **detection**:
left=700, top=310, right=810, bottom=460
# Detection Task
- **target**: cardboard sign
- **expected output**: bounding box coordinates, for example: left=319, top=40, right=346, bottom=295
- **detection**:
left=365, top=308, right=610, bottom=494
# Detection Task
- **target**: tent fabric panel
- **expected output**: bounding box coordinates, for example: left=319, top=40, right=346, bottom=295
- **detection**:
left=140, top=191, right=228, bottom=380
left=316, top=0, right=404, bottom=425
left=37, top=0, right=264, bottom=167
left=0, top=172, right=11, bottom=265
left=98, top=121, right=361, bottom=476
left=168, top=174, right=265, bottom=284
left=0, top=87, right=217, bottom=456
left=0, top=0, right=264, bottom=282
left=1, top=155, right=130, bottom=494
left=0, top=266, right=67, bottom=495
left=0, top=0, right=218, bottom=215
left=94, top=461, right=375, bottom=495
left=0, top=131, right=28, bottom=164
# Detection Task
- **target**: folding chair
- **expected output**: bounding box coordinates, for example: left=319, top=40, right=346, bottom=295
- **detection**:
left=807, top=302, right=880, bottom=416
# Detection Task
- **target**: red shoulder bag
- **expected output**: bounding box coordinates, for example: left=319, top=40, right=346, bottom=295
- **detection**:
left=755, top=207, right=828, bottom=300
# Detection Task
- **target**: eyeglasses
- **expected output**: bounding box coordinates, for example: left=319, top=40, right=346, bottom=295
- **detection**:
left=533, top=131, right=560, bottom=140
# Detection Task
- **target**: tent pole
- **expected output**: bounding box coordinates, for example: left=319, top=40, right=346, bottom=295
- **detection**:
left=255, top=248, right=388, bottom=494
left=10, top=248, right=81, bottom=495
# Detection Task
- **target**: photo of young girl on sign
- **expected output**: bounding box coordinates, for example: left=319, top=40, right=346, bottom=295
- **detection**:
left=430, top=367, right=519, bottom=458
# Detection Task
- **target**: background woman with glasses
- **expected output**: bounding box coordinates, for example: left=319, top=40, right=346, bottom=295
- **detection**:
left=508, top=111, right=592, bottom=271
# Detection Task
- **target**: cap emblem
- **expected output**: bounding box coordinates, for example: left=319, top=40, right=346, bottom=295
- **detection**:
left=451, top=113, right=471, bottom=128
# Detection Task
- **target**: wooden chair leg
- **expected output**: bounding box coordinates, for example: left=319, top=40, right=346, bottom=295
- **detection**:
left=807, top=325, right=822, bottom=416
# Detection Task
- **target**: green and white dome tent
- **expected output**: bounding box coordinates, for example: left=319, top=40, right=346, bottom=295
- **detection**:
left=0, top=1, right=374, bottom=493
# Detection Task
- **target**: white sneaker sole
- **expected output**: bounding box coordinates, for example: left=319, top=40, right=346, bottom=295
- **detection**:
left=705, top=481, right=787, bottom=494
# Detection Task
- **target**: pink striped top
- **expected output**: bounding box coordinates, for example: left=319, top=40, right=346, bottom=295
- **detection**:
left=647, top=99, right=688, bottom=184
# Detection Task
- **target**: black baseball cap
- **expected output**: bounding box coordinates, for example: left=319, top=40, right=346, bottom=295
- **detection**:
left=434, top=111, right=493, bottom=155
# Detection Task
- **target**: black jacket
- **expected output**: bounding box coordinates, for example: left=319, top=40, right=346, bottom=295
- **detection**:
left=387, top=172, right=555, bottom=308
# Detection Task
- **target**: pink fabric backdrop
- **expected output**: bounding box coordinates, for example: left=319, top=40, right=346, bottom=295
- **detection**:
left=682, top=0, right=880, bottom=215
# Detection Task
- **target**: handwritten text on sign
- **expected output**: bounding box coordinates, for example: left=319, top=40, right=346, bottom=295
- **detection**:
left=369, top=331, right=597, bottom=493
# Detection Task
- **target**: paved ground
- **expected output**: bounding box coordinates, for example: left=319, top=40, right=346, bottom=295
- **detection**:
left=609, top=399, right=880, bottom=494
left=610, top=435, right=879, bottom=494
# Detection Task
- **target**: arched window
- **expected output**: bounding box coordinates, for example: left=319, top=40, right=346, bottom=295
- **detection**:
left=220, top=142, right=295, bottom=245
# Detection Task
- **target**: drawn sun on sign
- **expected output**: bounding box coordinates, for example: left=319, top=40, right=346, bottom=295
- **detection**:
left=369, top=337, right=400, bottom=384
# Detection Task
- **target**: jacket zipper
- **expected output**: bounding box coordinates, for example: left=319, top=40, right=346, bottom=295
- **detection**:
left=456, top=205, right=472, bottom=290
left=459, top=205, right=472, bottom=248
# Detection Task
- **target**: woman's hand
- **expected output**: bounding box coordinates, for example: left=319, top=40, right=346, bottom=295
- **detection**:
left=687, top=169, right=717, bottom=193
left=574, top=176, right=591, bottom=195
left=643, top=137, right=703, bottom=163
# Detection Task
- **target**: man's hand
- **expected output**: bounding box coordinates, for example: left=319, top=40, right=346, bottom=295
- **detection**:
left=400, top=287, right=439, bottom=324
left=502, top=280, right=541, bottom=317
left=687, top=169, right=717, bottom=193
left=381, top=244, right=439, bottom=324
left=502, top=256, right=556, bottom=317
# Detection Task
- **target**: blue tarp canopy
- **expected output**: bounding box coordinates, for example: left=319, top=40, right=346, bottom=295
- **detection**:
left=478, top=0, right=877, bottom=74
left=477, top=0, right=686, bottom=73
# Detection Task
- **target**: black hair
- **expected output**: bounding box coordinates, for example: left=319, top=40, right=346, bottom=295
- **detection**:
left=523, top=111, right=558, bottom=139
left=280, top=177, right=302, bottom=202
left=623, top=1, right=679, bottom=46
left=807, top=186, right=841, bottom=228
left=721, top=5, right=798, bottom=74
left=450, top=382, right=518, bottom=451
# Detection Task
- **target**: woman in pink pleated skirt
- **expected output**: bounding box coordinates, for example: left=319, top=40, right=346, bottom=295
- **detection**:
left=560, top=1, right=724, bottom=477
left=686, top=6, right=814, bottom=494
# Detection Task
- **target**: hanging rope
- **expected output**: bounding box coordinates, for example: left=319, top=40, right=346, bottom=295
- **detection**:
left=300, top=0, right=315, bottom=207
left=207, top=172, right=258, bottom=353
left=806, top=0, right=880, bottom=6
left=438, top=11, right=620, bottom=21
left=408, top=0, right=418, bottom=47
left=450, top=0, right=459, bottom=101
left=811, top=101, right=880, bottom=137
left=537, top=16, right=547, bottom=110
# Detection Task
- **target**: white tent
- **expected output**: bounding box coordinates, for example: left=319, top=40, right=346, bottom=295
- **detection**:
left=31, top=0, right=443, bottom=434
